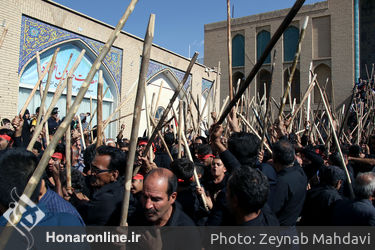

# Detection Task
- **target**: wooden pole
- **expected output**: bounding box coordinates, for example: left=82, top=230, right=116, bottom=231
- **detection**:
left=227, top=0, right=233, bottom=100
left=27, top=50, right=85, bottom=151
left=0, top=1, right=138, bottom=246
left=65, top=77, right=72, bottom=191
left=88, top=86, right=109, bottom=128
left=218, top=0, right=306, bottom=125
left=260, top=51, right=276, bottom=151
left=213, top=61, right=221, bottom=113
left=36, top=51, right=50, bottom=146
left=288, top=73, right=317, bottom=132
left=307, top=62, right=313, bottom=123
left=181, top=126, right=209, bottom=211
left=36, top=48, right=61, bottom=127
left=96, top=70, right=104, bottom=148
left=142, top=52, right=198, bottom=157
left=153, top=81, right=164, bottom=117
left=107, top=110, right=144, bottom=125
left=279, top=16, right=309, bottom=117
left=77, top=114, right=87, bottom=150
left=90, top=96, right=93, bottom=142
left=178, top=100, right=183, bottom=159
left=120, top=13, right=154, bottom=226
left=143, top=75, right=154, bottom=161
left=316, top=80, right=355, bottom=199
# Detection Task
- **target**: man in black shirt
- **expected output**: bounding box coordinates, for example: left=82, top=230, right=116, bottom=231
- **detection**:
left=269, top=139, right=307, bottom=226
left=226, top=165, right=279, bottom=226
left=300, top=165, right=344, bottom=225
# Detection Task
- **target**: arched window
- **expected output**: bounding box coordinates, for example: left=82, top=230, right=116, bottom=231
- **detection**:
left=232, top=34, right=245, bottom=67
left=284, top=68, right=300, bottom=104
left=257, top=30, right=271, bottom=64
left=314, top=64, right=332, bottom=103
left=155, top=106, right=165, bottom=120
left=283, top=26, right=299, bottom=62
left=257, top=69, right=272, bottom=99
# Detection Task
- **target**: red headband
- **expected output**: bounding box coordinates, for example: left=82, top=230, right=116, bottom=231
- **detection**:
left=198, top=154, right=215, bottom=160
left=133, top=174, right=144, bottom=180
left=0, top=134, right=12, bottom=142
left=138, top=141, right=156, bottom=152
left=51, top=152, right=63, bottom=160
left=178, top=177, right=194, bottom=183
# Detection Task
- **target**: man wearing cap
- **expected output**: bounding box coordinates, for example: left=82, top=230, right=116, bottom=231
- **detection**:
left=48, top=107, right=61, bottom=134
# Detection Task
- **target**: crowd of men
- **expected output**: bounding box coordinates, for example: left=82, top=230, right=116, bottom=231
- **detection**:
left=1, top=83, right=375, bottom=237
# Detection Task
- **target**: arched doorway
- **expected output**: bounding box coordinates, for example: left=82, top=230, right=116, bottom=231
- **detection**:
left=140, top=68, right=188, bottom=135
left=18, top=41, right=119, bottom=138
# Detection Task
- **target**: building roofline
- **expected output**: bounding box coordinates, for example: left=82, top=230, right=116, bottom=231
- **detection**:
left=204, top=1, right=328, bottom=31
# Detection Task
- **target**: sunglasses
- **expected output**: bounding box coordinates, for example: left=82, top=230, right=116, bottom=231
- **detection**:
left=90, top=164, right=113, bottom=175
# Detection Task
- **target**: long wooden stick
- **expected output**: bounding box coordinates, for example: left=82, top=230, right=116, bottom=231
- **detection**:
left=65, top=77, right=72, bottom=191
left=288, top=73, right=317, bottom=132
left=142, top=53, right=198, bottom=157
left=96, top=70, right=104, bottom=148
left=88, top=86, right=109, bottom=128
left=227, top=0, right=233, bottom=100
left=120, top=13, right=154, bottom=226
left=279, top=16, right=309, bottom=117
left=316, top=80, right=354, bottom=199
left=90, top=96, right=93, bottom=142
left=77, top=113, right=87, bottom=150
left=213, top=61, right=221, bottom=113
left=0, top=1, right=138, bottom=247
left=36, top=51, right=50, bottom=146
left=260, top=51, right=276, bottom=151
left=218, top=0, right=306, bottom=124
left=36, top=48, right=61, bottom=127
left=178, top=100, right=183, bottom=159
left=153, top=81, right=164, bottom=117
left=27, top=50, right=85, bottom=151
left=107, top=110, right=144, bottom=125
left=181, top=125, right=209, bottom=211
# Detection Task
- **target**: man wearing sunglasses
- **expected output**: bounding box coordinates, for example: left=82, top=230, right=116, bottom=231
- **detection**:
left=71, top=145, right=126, bottom=226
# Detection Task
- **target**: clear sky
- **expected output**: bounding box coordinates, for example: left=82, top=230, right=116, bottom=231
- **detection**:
left=53, top=0, right=323, bottom=59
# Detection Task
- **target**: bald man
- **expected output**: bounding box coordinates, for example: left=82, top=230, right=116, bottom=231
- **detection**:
left=130, top=168, right=195, bottom=226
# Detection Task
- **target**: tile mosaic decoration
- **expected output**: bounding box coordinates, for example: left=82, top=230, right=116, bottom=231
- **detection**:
left=147, top=59, right=192, bottom=90
left=19, top=16, right=123, bottom=91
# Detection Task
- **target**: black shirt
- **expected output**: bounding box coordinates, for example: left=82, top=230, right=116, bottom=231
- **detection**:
left=269, top=162, right=307, bottom=226
left=331, top=199, right=375, bottom=226
left=300, top=185, right=342, bottom=226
